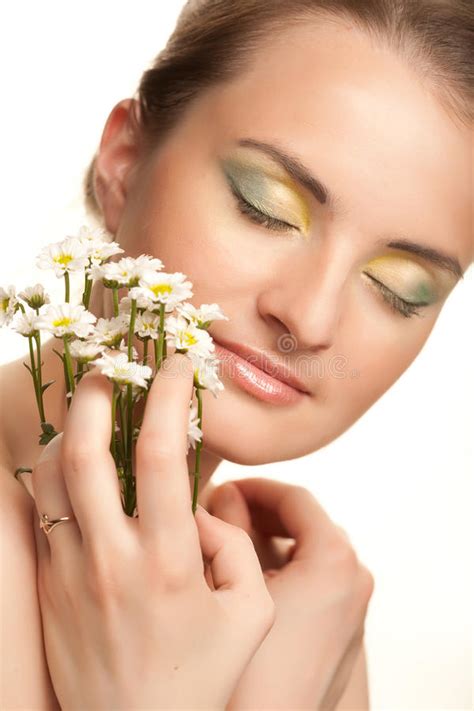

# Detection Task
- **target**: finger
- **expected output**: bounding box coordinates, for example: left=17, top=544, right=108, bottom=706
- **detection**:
left=32, top=433, right=82, bottom=564
left=135, top=353, right=196, bottom=542
left=194, top=505, right=266, bottom=597
left=60, top=368, right=126, bottom=545
left=208, top=483, right=253, bottom=534
left=32, top=502, right=52, bottom=570
left=229, top=478, right=332, bottom=560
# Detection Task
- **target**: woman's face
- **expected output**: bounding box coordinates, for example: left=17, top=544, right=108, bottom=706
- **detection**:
left=99, top=19, right=472, bottom=465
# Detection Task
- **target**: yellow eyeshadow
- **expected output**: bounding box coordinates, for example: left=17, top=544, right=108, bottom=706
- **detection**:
left=222, top=151, right=311, bottom=235
left=362, top=253, right=440, bottom=304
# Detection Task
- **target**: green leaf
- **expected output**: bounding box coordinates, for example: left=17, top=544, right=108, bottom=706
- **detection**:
left=14, top=466, right=33, bottom=481
left=39, top=424, right=59, bottom=445
left=52, top=348, right=65, bottom=363
left=41, top=380, right=55, bottom=393
left=39, top=431, right=59, bottom=445
left=40, top=422, right=56, bottom=434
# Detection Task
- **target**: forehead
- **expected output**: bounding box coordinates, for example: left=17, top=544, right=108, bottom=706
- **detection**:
left=188, top=19, right=473, bottom=269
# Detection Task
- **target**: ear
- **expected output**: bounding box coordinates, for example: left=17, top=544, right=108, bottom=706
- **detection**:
left=93, top=97, right=143, bottom=235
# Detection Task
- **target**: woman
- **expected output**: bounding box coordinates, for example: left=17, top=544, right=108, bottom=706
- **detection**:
left=1, top=0, right=472, bottom=708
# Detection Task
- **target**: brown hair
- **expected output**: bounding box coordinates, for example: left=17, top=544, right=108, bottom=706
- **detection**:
left=84, top=0, right=473, bottom=220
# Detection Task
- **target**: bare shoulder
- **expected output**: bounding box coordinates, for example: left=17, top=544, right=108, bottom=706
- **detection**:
left=334, top=642, right=370, bottom=710
left=0, top=465, right=60, bottom=710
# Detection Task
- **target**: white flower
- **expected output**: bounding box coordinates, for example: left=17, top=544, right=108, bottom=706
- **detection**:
left=68, top=339, right=106, bottom=363
left=117, top=338, right=139, bottom=360
left=176, top=302, right=229, bottom=329
left=187, top=403, right=202, bottom=453
left=119, top=292, right=156, bottom=314
left=87, top=241, right=124, bottom=267
left=137, top=271, right=193, bottom=309
left=89, top=261, right=126, bottom=286
left=11, top=307, right=42, bottom=337
left=134, top=310, right=161, bottom=340
left=165, top=314, right=215, bottom=359
left=90, top=255, right=164, bottom=288
left=36, top=303, right=96, bottom=338
left=133, top=254, right=164, bottom=273
left=91, top=316, right=129, bottom=347
left=91, top=351, right=152, bottom=388
left=0, top=285, right=18, bottom=327
left=36, top=237, right=89, bottom=277
left=74, top=224, right=124, bottom=266
left=18, top=284, right=50, bottom=310
left=188, top=350, right=224, bottom=398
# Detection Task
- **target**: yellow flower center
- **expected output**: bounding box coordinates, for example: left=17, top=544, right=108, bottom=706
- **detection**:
left=150, top=284, right=172, bottom=297
left=183, top=331, right=197, bottom=347
left=1, top=297, right=9, bottom=312
left=52, top=317, right=72, bottom=328
left=54, top=254, right=73, bottom=266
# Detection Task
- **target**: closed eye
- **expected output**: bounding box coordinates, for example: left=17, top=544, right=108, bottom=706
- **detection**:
left=229, top=182, right=300, bottom=234
left=362, top=272, right=429, bottom=319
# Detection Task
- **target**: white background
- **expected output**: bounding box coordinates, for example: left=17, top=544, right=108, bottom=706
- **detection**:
left=0, top=2, right=472, bottom=709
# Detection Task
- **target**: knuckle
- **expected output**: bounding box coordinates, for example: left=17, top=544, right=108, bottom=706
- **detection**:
left=135, top=433, right=174, bottom=464
left=84, top=545, right=124, bottom=606
left=61, top=441, right=100, bottom=473
left=359, top=564, right=376, bottom=602
left=230, top=525, right=254, bottom=546
left=160, top=565, right=192, bottom=592
left=142, top=540, right=195, bottom=593
left=292, top=484, right=316, bottom=505
left=259, top=593, right=277, bottom=629
left=327, top=535, right=359, bottom=578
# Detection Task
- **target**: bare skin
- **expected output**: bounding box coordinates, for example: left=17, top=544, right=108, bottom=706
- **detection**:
left=1, top=14, right=472, bottom=710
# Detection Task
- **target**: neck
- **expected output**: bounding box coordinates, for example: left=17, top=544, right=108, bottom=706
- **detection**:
left=0, top=285, right=223, bottom=507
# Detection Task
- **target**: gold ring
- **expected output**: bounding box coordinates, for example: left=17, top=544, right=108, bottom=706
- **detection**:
left=39, top=512, right=76, bottom=535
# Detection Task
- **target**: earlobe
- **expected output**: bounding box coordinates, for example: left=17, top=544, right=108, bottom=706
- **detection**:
left=93, top=98, right=143, bottom=235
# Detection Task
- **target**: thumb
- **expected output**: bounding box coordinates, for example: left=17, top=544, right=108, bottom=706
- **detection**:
left=208, top=483, right=253, bottom=534
left=193, top=504, right=265, bottom=598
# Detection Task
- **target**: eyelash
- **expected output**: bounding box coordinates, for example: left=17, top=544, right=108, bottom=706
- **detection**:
left=362, top=272, right=427, bottom=318
left=230, top=185, right=299, bottom=233
left=230, top=184, right=429, bottom=320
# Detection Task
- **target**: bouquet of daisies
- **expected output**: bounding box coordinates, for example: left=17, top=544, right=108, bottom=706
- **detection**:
left=0, top=225, right=227, bottom=516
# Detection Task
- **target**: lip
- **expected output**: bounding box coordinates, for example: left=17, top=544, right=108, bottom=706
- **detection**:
left=212, top=336, right=310, bottom=405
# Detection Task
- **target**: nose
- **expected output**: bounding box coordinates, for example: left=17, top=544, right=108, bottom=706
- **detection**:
left=256, top=249, right=349, bottom=353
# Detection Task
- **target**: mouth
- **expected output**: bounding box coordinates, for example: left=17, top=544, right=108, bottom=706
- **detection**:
left=212, top=336, right=310, bottom=406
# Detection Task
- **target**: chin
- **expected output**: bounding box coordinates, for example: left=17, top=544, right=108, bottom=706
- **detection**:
left=201, top=425, right=325, bottom=466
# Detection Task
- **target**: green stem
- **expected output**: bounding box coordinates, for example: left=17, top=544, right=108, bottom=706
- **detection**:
left=27, top=336, right=43, bottom=421
left=82, top=271, right=93, bottom=309
left=143, top=338, right=149, bottom=366
left=33, top=331, right=46, bottom=422
left=128, top=299, right=137, bottom=361
left=76, top=362, right=84, bottom=383
left=62, top=337, right=75, bottom=406
left=191, top=387, right=203, bottom=515
left=155, top=303, right=166, bottom=372
left=64, top=272, right=70, bottom=303
left=125, top=383, right=134, bottom=514
left=110, top=385, right=119, bottom=462
left=117, top=391, right=127, bottom=465
left=112, top=288, right=119, bottom=317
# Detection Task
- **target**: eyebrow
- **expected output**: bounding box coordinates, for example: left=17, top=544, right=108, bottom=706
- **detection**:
left=236, top=137, right=464, bottom=280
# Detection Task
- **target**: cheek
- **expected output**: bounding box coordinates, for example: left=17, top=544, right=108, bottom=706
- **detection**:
left=131, top=158, right=274, bottom=307
left=328, top=313, right=438, bottom=423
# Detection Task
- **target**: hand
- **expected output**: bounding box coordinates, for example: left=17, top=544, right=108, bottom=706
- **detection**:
left=31, top=354, right=276, bottom=710
left=207, top=478, right=375, bottom=710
